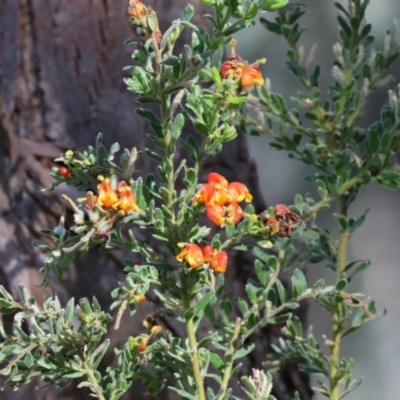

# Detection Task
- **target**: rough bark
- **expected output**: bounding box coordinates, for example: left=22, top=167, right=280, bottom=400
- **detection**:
left=0, top=1, right=313, bottom=399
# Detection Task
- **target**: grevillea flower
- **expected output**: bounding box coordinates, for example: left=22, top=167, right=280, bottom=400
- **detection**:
left=193, top=172, right=229, bottom=206
left=220, top=39, right=244, bottom=81
left=220, top=39, right=265, bottom=89
left=220, top=56, right=244, bottom=80
left=258, top=204, right=302, bottom=238
left=207, top=172, right=229, bottom=188
left=97, top=178, right=119, bottom=209
left=227, top=182, right=253, bottom=203
left=206, top=205, right=226, bottom=226
left=128, top=0, right=146, bottom=18
left=210, top=251, right=228, bottom=273
left=176, top=243, right=204, bottom=269
left=193, top=172, right=251, bottom=226
left=241, top=65, right=265, bottom=87
left=114, top=184, right=140, bottom=213
left=202, top=244, right=216, bottom=262
left=224, top=202, right=244, bottom=225
left=84, top=191, right=97, bottom=212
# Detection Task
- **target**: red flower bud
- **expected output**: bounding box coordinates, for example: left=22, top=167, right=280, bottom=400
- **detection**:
left=210, top=251, right=228, bottom=273
left=59, top=166, right=71, bottom=178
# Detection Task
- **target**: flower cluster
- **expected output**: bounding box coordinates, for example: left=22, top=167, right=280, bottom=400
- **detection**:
left=82, top=176, right=140, bottom=219
left=128, top=315, right=163, bottom=355
left=220, top=39, right=265, bottom=88
left=193, top=172, right=252, bottom=226
left=128, top=0, right=162, bottom=44
left=258, top=204, right=301, bottom=238
left=176, top=243, right=228, bottom=273
left=63, top=176, right=140, bottom=240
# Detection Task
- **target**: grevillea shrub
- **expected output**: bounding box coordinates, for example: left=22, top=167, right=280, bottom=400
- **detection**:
left=1, top=1, right=400, bottom=399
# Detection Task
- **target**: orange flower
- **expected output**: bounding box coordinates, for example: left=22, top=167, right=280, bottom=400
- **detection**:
left=193, top=172, right=252, bottom=226
left=200, top=184, right=229, bottom=206
left=220, top=57, right=244, bottom=80
left=134, top=294, right=147, bottom=303
left=207, top=172, right=229, bottom=188
left=241, top=65, right=265, bottom=87
left=206, top=205, right=226, bottom=225
left=193, top=173, right=230, bottom=206
left=220, top=39, right=244, bottom=81
left=210, top=251, right=228, bottom=273
left=176, top=243, right=205, bottom=269
left=202, top=244, right=216, bottom=262
left=227, top=182, right=253, bottom=203
left=128, top=0, right=146, bottom=18
left=225, top=203, right=244, bottom=225
left=114, top=185, right=140, bottom=213
left=84, top=191, right=98, bottom=212
left=97, top=178, right=119, bottom=209
left=138, top=340, right=147, bottom=352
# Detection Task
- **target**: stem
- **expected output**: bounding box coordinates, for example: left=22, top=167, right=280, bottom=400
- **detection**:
left=303, top=176, right=362, bottom=221
left=180, top=272, right=206, bottom=400
left=217, top=319, right=242, bottom=400
left=329, top=195, right=349, bottom=400
left=83, top=361, right=106, bottom=400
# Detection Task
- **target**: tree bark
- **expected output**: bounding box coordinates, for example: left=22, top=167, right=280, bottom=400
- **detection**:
left=0, top=1, right=313, bottom=399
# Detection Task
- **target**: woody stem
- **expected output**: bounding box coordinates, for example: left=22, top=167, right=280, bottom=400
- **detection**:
left=180, top=272, right=206, bottom=400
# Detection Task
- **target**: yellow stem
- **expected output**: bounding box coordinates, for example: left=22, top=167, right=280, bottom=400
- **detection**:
left=84, top=361, right=106, bottom=400
left=180, top=273, right=206, bottom=400
left=329, top=196, right=349, bottom=400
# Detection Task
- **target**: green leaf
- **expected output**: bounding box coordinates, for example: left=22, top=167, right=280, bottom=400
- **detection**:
left=252, top=247, right=271, bottom=264
left=291, top=269, right=307, bottom=298
left=184, top=168, right=196, bottom=186
left=333, top=213, right=348, bottom=230
left=245, top=282, right=261, bottom=304
left=91, top=339, right=110, bottom=369
left=145, top=149, right=163, bottom=162
left=348, top=206, right=370, bottom=234
left=348, top=260, right=371, bottom=281
left=195, top=291, right=215, bottom=318
left=209, top=351, right=224, bottom=371
left=234, top=343, right=255, bottom=360
left=236, top=297, right=249, bottom=316
left=193, top=122, right=210, bottom=135
left=260, top=18, right=283, bottom=35
left=161, top=56, right=180, bottom=66
left=60, top=250, right=76, bottom=269
left=226, top=96, right=247, bottom=105
left=171, top=113, right=185, bottom=139
left=181, top=4, right=195, bottom=22
left=335, top=274, right=348, bottom=291
left=255, top=260, right=268, bottom=286
left=135, top=108, right=160, bottom=124
left=124, top=37, right=145, bottom=45
left=65, top=298, right=75, bottom=322
left=185, top=308, right=195, bottom=320
left=276, top=279, right=287, bottom=303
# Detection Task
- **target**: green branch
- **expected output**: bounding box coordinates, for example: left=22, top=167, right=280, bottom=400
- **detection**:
left=180, top=272, right=206, bottom=400
left=329, top=195, right=349, bottom=400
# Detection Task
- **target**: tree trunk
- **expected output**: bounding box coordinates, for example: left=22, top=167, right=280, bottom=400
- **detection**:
left=0, top=1, right=312, bottom=399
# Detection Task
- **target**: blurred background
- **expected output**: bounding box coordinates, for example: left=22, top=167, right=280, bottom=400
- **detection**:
left=236, top=1, right=400, bottom=399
